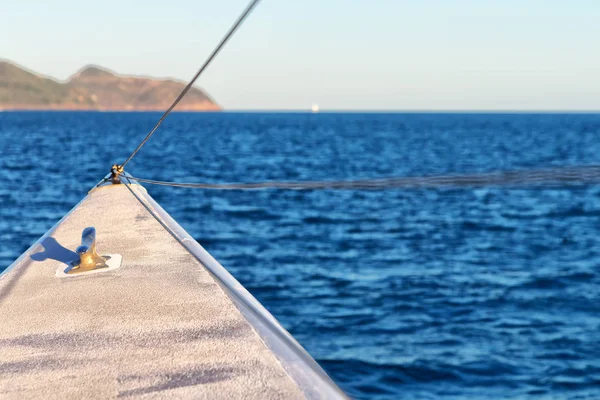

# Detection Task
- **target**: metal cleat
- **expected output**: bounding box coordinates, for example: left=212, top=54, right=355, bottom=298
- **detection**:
left=68, top=227, right=110, bottom=274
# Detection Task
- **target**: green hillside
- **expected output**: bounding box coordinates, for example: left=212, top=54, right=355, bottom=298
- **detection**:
left=0, top=60, right=219, bottom=111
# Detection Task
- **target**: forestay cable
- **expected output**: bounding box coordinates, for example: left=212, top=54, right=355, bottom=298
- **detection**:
left=127, top=165, right=600, bottom=190
left=120, top=0, right=262, bottom=170
left=114, top=0, right=600, bottom=193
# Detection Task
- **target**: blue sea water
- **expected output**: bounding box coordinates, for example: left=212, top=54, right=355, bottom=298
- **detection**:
left=1, top=111, right=600, bottom=399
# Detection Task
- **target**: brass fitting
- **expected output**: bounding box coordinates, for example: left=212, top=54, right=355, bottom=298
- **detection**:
left=68, top=227, right=109, bottom=274
left=110, top=164, right=124, bottom=184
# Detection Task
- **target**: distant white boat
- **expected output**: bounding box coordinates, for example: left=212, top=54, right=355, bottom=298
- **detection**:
left=312, top=103, right=320, bottom=113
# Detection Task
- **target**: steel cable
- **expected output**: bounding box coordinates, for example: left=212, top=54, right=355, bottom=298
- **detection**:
left=120, top=0, right=262, bottom=169
left=126, top=165, right=600, bottom=190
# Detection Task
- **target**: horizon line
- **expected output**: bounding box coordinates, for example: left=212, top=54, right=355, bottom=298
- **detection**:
left=2, top=109, right=600, bottom=114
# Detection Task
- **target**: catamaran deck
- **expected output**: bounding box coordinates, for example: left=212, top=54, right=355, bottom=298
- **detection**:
left=0, top=184, right=344, bottom=399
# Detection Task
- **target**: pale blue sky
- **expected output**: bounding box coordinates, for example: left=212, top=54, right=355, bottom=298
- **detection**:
left=2, top=1, right=599, bottom=110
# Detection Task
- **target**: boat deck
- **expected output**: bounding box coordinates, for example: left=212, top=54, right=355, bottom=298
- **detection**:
left=0, top=184, right=342, bottom=399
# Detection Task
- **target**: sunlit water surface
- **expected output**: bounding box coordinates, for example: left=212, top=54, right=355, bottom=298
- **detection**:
left=1, top=112, right=600, bottom=399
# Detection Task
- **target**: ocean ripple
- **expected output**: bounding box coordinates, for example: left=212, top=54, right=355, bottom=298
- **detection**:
left=2, top=112, right=600, bottom=399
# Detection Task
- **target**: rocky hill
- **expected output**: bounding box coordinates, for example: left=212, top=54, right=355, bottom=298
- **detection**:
left=0, top=60, right=220, bottom=111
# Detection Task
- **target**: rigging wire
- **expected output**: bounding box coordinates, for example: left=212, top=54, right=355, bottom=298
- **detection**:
left=126, top=165, right=600, bottom=190
left=112, top=0, right=600, bottom=193
left=119, top=0, right=262, bottom=170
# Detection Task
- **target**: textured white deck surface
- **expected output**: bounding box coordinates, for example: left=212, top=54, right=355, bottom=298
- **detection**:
left=0, top=185, right=304, bottom=399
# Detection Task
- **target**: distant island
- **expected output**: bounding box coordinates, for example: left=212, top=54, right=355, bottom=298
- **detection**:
left=0, top=59, right=220, bottom=111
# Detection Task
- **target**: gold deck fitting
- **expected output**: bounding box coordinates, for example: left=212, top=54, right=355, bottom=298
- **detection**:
left=110, top=164, right=124, bottom=184
left=68, top=227, right=109, bottom=274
